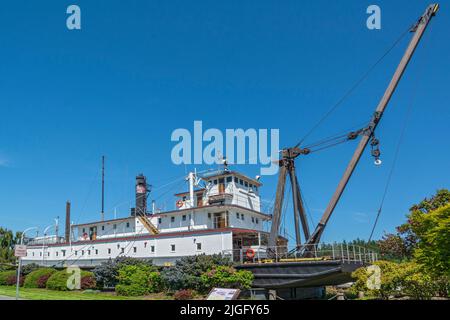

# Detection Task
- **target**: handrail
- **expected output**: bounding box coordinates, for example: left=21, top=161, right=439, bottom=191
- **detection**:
left=222, top=243, right=379, bottom=264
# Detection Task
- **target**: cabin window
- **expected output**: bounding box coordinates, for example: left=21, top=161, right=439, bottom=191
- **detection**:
left=171, top=245, right=176, bottom=252
left=241, top=214, right=245, bottom=220
left=82, top=250, right=84, bottom=255
left=113, top=224, right=117, bottom=229
left=82, top=228, right=85, bottom=233
left=56, top=252, right=58, bottom=257
left=239, top=179, right=243, bottom=185
left=236, top=212, right=240, bottom=219
left=171, top=216, right=175, bottom=223
left=182, top=196, right=187, bottom=201
left=126, top=222, right=130, bottom=228
left=108, top=248, right=111, bottom=254
left=226, top=176, right=232, bottom=183
left=234, top=177, right=238, bottom=183
left=208, top=212, right=211, bottom=219
left=88, top=250, right=91, bottom=255
left=101, top=225, right=105, bottom=231
left=40, top=252, right=42, bottom=257
left=254, top=186, right=258, bottom=192
left=197, top=243, right=202, bottom=250
left=75, top=251, right=78, bottom=256
left=133, top=247, right=137, bottom=253
left=158, top=218, right=162, bottom=224
left=121, top=248, right=124, bottom=254
left=48, top=252, right=50, bottom=256
left=182, top=215, right=187, bottom=221
left=62, top=250, right=66, bottom=257
left=219, top=178, right=225, bottom=184
left=256, top=218, right=259, bottom=224
left=144, top=242, right=147, bottom=248
left=95, top=249, right=98, bottom=255
left=252, top=217, right=255, bottom=223
left=151, top=246, right=155, bottom=253
left=244, top=181, right=249, bottom=187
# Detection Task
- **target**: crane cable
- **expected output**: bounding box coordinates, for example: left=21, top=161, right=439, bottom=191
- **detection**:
left=295, top=25, right=412, bottom=148
left=367, top=29, right=430, bottom=242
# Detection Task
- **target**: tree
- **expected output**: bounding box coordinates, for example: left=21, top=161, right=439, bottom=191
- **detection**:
left=377, top=189, right=450, bottom=261
left=0, top=227, right=20, bottom=264
left=410, top=204, right=450, bottom=278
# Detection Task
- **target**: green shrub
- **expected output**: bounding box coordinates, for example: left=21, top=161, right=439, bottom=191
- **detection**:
left=24, top=268, right=57, bottom=288
left=200, top=266, right=253, bottom=291
left=161, top=254, right=232, bottom=292
left=46, top=269, right=96, bottom=291
left=0, top=270, right=18, bottom=286
left=93, top=257, right=153, bottom=289
left=351, top=260, right=445, bottom=299
left=115, top=264, right=160, bottom=296
left=21, top=263, right=40, bottom=276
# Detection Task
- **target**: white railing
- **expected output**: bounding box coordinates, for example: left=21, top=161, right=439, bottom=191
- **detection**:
left=222, top=243, right=379, bottom=264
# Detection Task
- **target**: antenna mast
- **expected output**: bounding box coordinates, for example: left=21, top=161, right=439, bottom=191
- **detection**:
left=101, top=155, right=105, bottom=221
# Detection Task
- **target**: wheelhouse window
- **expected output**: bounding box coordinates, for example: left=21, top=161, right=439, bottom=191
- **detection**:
left=126, top=222, right=130, bottom=228
left=171, top=216, right=175, bottom=223
left=151, top=246, right=155, bottom=253
left=182, top=215, right=187, bottom=221
left=171, top=245, right=176, bottom=252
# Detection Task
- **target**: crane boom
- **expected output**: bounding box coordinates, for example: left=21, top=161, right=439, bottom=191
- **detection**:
left=268, top=3, right=439, bottom=249
left=306, top=3, right=439, bottom=246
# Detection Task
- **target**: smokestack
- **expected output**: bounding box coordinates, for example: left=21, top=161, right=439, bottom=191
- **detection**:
left=136, top=174, right=147, bottom=216
left=65, top=201, right=71, bottom=243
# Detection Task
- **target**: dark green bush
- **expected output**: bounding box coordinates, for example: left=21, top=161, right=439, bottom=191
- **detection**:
left=21, top=263, right=40, bottom=276
left=93, top=257, right=153, bottom=289
left=24, top=268, right=57, bottom=288
left=46, top=269, right=96, bottom=291
left=161, top=254, right=232, bottom=292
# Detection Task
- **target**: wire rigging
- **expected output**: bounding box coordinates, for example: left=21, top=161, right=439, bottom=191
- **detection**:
left=295, top=25, right=412, bottom=148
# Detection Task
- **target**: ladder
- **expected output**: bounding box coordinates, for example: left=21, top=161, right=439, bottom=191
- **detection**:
left=137, top=214, right=159, bottom=235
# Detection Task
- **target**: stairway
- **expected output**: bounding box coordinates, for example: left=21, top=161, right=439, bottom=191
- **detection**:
left=137, top=215, right=159, bottom=235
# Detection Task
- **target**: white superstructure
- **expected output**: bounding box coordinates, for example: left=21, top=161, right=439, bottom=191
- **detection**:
left=23, top=169, right=280, bottom=266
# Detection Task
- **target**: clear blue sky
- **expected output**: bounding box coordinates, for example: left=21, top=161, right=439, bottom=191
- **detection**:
left=1, top=1, right=449, bottom=243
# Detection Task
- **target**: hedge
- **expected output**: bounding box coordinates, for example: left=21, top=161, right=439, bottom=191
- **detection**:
left=24, top=268, right=57, bottom=288
left=0, top=270, right=24, bottom=286
left=46, top=269, right=96, bottom=291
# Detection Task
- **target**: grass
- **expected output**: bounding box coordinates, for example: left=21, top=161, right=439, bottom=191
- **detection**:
left=0, top=285, right=143, bottom=300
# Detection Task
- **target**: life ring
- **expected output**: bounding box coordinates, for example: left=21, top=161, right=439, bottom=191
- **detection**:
left=82, top=233, right=88, bottom=240
left=176, top=200, right=184, bottom=208
left=246, top=248, right=256, bottom=259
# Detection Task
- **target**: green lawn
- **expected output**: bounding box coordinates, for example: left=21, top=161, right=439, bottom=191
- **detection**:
left=0, top=285, right=143, bottom=300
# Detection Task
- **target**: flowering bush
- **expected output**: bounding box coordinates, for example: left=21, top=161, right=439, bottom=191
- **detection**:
left=173, top=289, right=194, bottom=300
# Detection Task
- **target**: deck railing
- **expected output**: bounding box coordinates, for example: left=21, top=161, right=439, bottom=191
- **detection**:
left=222, top=243, right=379, bottom=264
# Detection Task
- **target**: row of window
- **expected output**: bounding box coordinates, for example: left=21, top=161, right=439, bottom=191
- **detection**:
left=235, top=212, right=259, bottom=224
left=81, top=222, right=132, bottom=234
left=210, top=176, right=258, bottom=192
left=30, top=243, right=203, bottom=257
